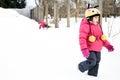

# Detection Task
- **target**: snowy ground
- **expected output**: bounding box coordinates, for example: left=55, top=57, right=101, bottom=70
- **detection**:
left=0, top=7, right=120, bottom=80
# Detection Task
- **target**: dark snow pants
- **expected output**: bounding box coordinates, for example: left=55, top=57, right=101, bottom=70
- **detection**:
left=78, top=51, right=101, bottom=76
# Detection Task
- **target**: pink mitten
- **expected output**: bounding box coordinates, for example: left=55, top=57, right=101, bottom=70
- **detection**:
left=106, top=45, right=114, bottom=52
left=82, top=48, right=90, bottom=58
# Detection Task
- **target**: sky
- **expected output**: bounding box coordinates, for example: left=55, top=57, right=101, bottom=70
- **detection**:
left=26, top=0, right=36, bottom=8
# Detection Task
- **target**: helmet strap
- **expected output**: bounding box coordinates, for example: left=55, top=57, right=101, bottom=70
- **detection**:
left=87, top=19, right=103, bottom=35
left=87, top=19, right=93, bottom=35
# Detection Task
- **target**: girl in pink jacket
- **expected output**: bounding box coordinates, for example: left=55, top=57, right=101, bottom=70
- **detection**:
left=39, top=21, right=48, bottom=29
left=78, top=8, right=114, bottom=77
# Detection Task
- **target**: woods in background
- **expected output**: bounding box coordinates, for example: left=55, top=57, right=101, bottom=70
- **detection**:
left=0, top=0, right=26, bottom=8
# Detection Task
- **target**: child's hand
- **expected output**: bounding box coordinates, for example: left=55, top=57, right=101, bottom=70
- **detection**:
left=106, top=45, right=114, bottom=52
left=82, top=48, right=90, bottom=58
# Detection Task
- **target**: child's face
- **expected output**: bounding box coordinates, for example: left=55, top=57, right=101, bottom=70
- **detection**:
left=92, top=16, right=99, bottom=24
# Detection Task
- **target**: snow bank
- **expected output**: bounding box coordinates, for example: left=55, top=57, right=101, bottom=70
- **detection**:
left=0, top=8, right=39, bottom=80
left=0, top=7, right=39, bottom=31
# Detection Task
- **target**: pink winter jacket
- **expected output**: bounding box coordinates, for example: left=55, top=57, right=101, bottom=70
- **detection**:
left=39, top=21, right=47, bottom=29
left=79, top=18, right=110, bottom=52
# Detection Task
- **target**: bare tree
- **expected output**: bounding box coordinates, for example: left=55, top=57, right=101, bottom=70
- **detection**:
left=107, top=18, right=120, bottom=38
left=75, top=0, right=79, bottom=23
left=44, top=0, right=48, bottom=23
left=67, top=0, right=70, bottom=27
left=35, top=0, right=41, bottom=7
left=54, top=0, right=59, bottom=28
left=107, top=18, right=114, bottom=37
left=98, top=0, right=103, bottom=24
left=34, top=0, right=44, bottom=21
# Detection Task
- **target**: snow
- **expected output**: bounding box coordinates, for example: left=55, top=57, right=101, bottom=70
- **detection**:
left=0, top=7, right=120, bottom=80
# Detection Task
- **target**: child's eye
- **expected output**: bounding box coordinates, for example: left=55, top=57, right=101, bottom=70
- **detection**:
left=92, top=10, right=94, bottom=13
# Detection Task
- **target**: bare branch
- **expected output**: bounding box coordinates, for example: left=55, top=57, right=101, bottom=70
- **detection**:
left=35, top=0, right=40, bottom=7
left=112, top=32, right=120, bottom=38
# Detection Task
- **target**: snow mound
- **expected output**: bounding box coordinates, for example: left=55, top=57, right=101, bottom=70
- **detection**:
left=0, top=7, right=20, bottom=17
left=0, top=7, right=39, bottom=32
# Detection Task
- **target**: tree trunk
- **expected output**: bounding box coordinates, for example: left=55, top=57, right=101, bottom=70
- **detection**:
left=67, top=0, right=70, bottom=27
left=40, top=5, right=44, bottom=21
left=45, top=0, right=48, bottom=23
left=75, top=0, right=79, bottom=23
left=98, top=0, right=103, bottom=25
left=54, top=0, right=59, bottom=28
left=114, top=0, right=117, bottom=17
left=35, top=0, right=44, bottom=21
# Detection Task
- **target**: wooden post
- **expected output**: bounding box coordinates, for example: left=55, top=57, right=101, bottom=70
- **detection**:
left=67, top=0, right=70, bottom=27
